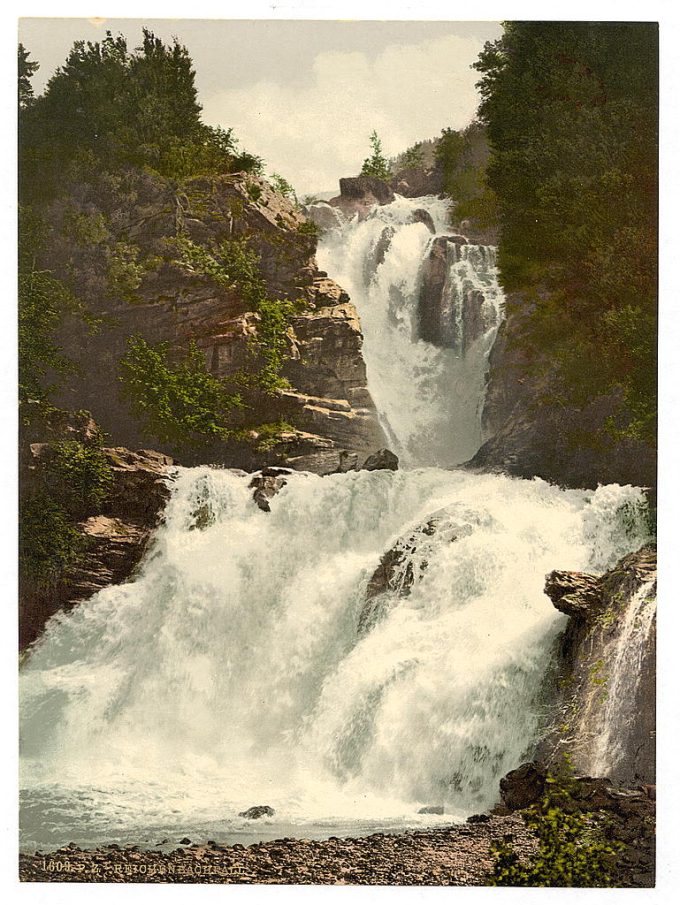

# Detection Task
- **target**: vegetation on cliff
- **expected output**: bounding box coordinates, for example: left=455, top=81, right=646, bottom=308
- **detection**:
left=474, top=22, right=658, bottom=446
left=17, top=30, right=316, bottom=593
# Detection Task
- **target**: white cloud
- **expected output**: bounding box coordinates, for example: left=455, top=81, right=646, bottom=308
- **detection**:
left=201, top=33, right=486, bottom=195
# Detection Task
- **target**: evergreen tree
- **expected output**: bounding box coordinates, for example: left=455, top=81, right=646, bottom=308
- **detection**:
left=18, top=43, right=39, bottom=108
left=474, top=22, right=658, bottom=443
left=360, top=130, right=391, bottom=180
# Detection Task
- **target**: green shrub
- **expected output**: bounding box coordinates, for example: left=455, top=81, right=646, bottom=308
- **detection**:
left=19, top=492, right=84, bottom=588
left=119, top=335, right=242, bottom=447
left=488, top=761, right=622, bottom=887
left=46, top=440, right=114, bottom=519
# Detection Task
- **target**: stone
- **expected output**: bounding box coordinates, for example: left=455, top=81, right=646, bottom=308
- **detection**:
left=499, top=762, right=547, bottom=810
left=303, top=202, right=345, bottom=232
left=543, top=569, right=604, bottom=619
left=361, top=449, right=399, bottom=471
left=411, top=208, right=436, bottom=233
left=239, top=805, right=275, bottom=820
left=418, top=805, right=445, bottom=815
left=249, top=470, right=289, bottom=512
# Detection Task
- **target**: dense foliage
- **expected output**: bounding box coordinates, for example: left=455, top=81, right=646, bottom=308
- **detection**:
left=435, top=122, right=499, bottom=230
left=19, top=29, right=262, bottom=204
left=18, top=207, right=83, bottom=405
left=488, top=762, right=622, bottom=887
left=119, top=337, right=243, bottom=448
left=474, top=22, right=658, bottom=443
left=20, top=436, right=114, bottom=590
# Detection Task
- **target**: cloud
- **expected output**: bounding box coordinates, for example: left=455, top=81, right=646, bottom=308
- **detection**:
left=201, top=33, right=486, bottom=195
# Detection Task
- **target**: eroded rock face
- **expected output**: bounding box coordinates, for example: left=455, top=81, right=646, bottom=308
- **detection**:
left=417, top=236, right=498, bottom=353
left=539, top=546, right=656, bottom=784
left=329, top=176, right=395, bottom=219
left=470, top=292, right=656, bottom=489
left=39, top=171, right=384, bottom=474
left=359, top=507, right=473, bottom=634
left=20, top=429, right=174, bottom=650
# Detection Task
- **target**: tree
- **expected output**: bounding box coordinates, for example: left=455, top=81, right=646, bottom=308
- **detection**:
left=360, top=130, right=391, bottom=180
left=18, top=43, right=39, bottom=108
left=18, top=29, right=263, bottom=201
left=119, top=336, right=243, bottom=448
left=474, top=22, right=658, bottom=443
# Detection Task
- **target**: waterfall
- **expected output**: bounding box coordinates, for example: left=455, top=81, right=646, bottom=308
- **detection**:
left=316, top=195, right=502, bottom=466
left=20, top=195, right=653, bottom=851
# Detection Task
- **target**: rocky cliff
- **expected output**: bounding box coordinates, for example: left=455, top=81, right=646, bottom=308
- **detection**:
left=539, top=546, right=656, bottom=784
left=19, top=410, right=174, bottom=650
left=40, top=170, right=385, bottom=475
left=469, top=295, right=657, bottom=490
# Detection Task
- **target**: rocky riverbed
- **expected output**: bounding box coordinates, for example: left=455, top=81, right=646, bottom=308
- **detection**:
left=19, top=794, right=654, bottom=887
left=19, top=816, right=536, bottom=885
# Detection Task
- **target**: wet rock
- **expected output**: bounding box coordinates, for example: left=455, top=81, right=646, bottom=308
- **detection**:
left=538, top=546, right=657, bottom=785
left=411, top=208, right=436, bottom=233
left=361, top=449, right=399, bottom=471
left=499, top=761, right=547, bottom=811
left=249, top=469, right=290, bottom=512
left=239, top=805, right=275, bottom=819
left=462, top=289, right=498, bottom=353
left=543, top=569, right=604, bottom=619
left=303, top=202, right=344, bottom=232
left=418, top=805, right=445, bottom=815
left=179, top=837, right=191, bottom=845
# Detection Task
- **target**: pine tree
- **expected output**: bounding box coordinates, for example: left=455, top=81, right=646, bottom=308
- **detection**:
left=360, top=130, right=391, bottom=181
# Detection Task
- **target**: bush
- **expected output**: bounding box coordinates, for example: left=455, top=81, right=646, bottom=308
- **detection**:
left=46, top=440, right=114, bottom=519
left=19, top=492, right=84, bottom=589
left=119, top=335, right=243, bottom=447
left=487, top=761, right=622, bottom=887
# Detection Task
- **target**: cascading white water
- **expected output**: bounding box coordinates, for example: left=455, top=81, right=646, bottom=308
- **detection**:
left=20, top=469, right=650, bottom=849
left=20, top=195, right=653, bottom=852
left=589, top=579, right=656, bottom=776
left=316, top=195, right=502, bottom=465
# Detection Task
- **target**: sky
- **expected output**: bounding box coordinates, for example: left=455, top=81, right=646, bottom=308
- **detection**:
left=18, top=17, right=502, bottom=195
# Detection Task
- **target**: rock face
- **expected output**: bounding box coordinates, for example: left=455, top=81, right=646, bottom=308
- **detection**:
left=20, top=438, right=173, bottom=650
left=539, top=546, right=656, bottom=784
left=417, top=236, right=498, bottom=351
left=469, top=294, right=656, bottom=489
left=329, top=176, right=395, bottom=219
left=359, top=506, right=473, bottom=633
left=39, top=171, right=385, bottom=476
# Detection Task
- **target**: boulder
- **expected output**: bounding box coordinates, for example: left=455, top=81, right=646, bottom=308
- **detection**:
left=303, top=202, right=345, bottom=232
left=418, top=805, right=445, bottom=815
left=338, top=176, right=394, bottom=204
left=239, top=805, right=275, bottom=820
left=361, top=449, right=399, bottom=471
left=249, top=468, right=290, bottom=512
left=499, top=762, right=547, bottom=811
left=543, top=569, right=604, bottom=620
left=411, top=208, right=436, bottom=233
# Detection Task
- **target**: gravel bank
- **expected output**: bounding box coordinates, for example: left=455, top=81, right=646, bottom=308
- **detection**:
left=20, top=815, right=536, bottom=885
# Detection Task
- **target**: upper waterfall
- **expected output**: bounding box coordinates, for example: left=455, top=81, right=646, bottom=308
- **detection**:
left=316, top=195, right=503, bottom=467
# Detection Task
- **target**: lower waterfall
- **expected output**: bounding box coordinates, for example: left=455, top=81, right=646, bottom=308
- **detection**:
left=20, top=195, right=653, bottom=851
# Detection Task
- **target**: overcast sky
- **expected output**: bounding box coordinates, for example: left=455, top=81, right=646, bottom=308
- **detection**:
left=18, top=18, right=502, bottom=195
